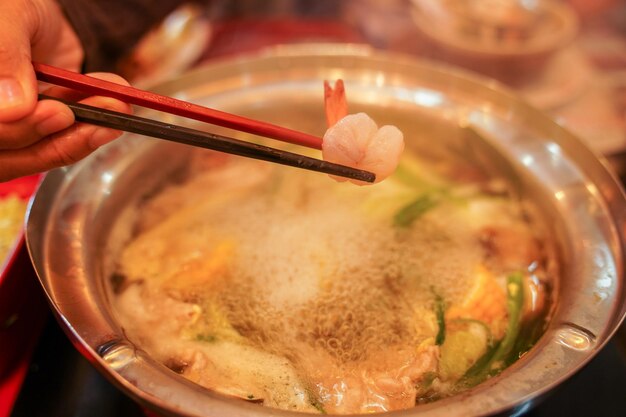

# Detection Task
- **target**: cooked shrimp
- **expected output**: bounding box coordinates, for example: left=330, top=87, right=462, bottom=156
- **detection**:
left=322, top=80, right=405, bottom=185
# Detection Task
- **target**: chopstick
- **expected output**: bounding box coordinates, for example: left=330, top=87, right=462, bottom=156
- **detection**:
left=33, top=62, right=323, bottom=150
left=39, top=95, right=376, bottom=183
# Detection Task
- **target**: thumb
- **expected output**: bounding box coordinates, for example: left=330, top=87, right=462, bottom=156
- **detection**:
left=0, top=0, right=38, bottom=122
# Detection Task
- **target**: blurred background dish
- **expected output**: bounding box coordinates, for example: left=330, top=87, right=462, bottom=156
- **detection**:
left=118, top=4, right=212, bottom=87
left=409, top=0, right=579, bottom=85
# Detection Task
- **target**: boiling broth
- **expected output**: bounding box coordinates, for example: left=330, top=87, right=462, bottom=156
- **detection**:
left=111, top=146, right=557, bottom=414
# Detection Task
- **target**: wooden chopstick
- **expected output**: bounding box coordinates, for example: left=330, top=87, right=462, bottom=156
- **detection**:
left=39, top=95, right=376, bottom=183
left=33, top=62, right=323, bottom=150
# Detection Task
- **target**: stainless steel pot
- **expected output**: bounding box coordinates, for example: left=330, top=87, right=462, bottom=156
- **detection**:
left=26, top=44, right=626, bottom=416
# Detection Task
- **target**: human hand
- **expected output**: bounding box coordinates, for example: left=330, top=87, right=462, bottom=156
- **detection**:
left=0, top=0, right=132, bottom=182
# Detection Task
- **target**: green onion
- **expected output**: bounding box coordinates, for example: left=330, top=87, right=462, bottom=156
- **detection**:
left=461, top=272, right=524, bottom=385
left=393, top=195, right=437, bottom=228
left=489, top=272, right=524, bottom=367
left=434, top=291, right=446, bottom=345
left=195, top=333, right=217, bottom=343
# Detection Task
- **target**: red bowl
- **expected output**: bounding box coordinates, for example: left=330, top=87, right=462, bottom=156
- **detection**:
left=0, top=175, right=48, bottom=417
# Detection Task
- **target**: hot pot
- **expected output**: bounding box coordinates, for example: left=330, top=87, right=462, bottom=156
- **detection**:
left=26, top=44, right=625, bottom=416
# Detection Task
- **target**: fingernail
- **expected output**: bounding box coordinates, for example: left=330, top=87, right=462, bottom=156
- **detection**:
left=0, top=78, right=24, bottom=109
left=89, top=128, right=121, bottom=148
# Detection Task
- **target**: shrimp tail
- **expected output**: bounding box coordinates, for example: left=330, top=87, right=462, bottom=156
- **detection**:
left=324, top=80, right=349, bottom=128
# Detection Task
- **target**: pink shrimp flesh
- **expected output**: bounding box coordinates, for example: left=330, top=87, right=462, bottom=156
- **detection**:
left=322, top=80, right=405, bottom=185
